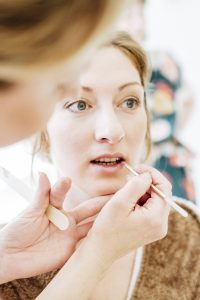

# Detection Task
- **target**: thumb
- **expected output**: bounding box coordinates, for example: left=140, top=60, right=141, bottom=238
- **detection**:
left=112, top=172, right=152, bottom=210
left=50, top=177, right=71, bottom=209
left=70, top=195, right=111, bottom=224
left=32, top=172, right=51, bottom=212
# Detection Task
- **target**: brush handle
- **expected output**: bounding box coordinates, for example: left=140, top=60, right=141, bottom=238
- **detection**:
left=46, top=205, right=69, bottom=230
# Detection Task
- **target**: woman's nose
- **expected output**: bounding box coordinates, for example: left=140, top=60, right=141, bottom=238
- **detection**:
left=94, top=109, right=125, bottom=144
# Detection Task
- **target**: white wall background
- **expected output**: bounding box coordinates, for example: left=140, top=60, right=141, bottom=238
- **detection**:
left=1, top=0, right=200, bottom=224
left=0, top=142, right=32, bottom=224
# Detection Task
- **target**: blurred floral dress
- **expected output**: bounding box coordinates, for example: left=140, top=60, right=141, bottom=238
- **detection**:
left=148, top=52, right=196, bottom=202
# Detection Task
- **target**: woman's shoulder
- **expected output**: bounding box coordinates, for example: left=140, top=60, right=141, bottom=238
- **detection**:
left=144, top=197, right=200, bottom=263
left=158, top=197, right=200, bottom=270
left=133, top=198, right=200, bottom=300
left=169, top=197, right=200, bottom=243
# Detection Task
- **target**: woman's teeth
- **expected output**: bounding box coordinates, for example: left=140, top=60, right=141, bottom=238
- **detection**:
left=92, top=157, right=123, bottom=165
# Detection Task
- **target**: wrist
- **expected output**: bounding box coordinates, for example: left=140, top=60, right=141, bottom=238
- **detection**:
left=83, top=233, right=116, bottom=270
left=37, top=234, right=115, bottom=300
left=0, top=241, right=11, bottom=284
left=0, top=228, right=17, bottom=284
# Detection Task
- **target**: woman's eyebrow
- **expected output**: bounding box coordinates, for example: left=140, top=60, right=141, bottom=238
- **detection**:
left=80, top=82, right=142, bottom=92
left=80, top=86, right=93, bottom=92
left=118, top=82, right=142, bottom=91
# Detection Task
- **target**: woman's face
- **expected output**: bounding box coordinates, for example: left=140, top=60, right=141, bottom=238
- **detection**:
left=0, top=67, right=73, bottom=146
left=48, top=47, right=148, bottom=197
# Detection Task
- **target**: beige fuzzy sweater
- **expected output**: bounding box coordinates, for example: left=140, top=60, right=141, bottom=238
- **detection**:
left=1, top=198, right=200, bottom=300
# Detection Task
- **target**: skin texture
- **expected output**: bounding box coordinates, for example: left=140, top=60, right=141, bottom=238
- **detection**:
left=48, top=47, right=147, bottom=200
left=0, top=68, right=71, bottom=146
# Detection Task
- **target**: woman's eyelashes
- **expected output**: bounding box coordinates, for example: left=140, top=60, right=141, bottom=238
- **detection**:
left=63, top=96, right=141, bottom=113
left=119, top=97, right=141, bottom=111
left=63, top=99, right=91, bottom=113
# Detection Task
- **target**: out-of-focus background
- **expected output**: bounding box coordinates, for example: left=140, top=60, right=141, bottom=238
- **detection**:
left=1, top=0, right=200, bottom=225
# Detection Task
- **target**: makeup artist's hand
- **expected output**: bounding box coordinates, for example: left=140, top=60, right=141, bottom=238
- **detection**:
left=0, top=173, right=109, bottom=284
left=87, top=165, right=171, bottom=263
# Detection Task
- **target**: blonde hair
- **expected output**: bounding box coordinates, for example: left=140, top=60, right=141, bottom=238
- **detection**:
left=35, top=31, right=151, bottom=160
left=0, top=0, right=125, bottom=69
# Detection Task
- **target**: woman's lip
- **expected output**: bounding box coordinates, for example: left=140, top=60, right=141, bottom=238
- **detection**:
left=91, top=152, right=125, bottom=161
left=90, top=160, right=124, bottom=173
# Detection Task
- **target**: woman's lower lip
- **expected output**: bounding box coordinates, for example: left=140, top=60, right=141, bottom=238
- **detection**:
left=90, top=162, right=124, bottom=173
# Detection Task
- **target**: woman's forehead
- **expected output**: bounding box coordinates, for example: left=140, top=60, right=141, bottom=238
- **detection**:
left=79, top=47, right=141, bottom=88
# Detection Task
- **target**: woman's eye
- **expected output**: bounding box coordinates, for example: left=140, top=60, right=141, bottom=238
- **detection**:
left=121, top=98, right=139, bottom=110
left=65, top=100, right=90, bottom=113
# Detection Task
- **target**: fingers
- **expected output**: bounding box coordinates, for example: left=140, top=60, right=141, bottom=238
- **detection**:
left=77, top=221, right=93, bottom=240
left=32, top=173, right=51, bottom=211
left=134, top=164, right=172, bottom=197
left=133, top=165, right=171, bottom=217
left=50, top=177, right=71, bottom=209
left=111, top=172, right=152, bottom=211
left=69, top=196, right=110, bottom=224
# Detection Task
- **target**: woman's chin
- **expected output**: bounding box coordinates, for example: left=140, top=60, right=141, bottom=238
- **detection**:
left=84, top=181, right=126, bottom=197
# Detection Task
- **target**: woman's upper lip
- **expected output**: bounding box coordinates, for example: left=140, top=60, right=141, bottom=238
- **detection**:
left=91, top=153, right=126, bottom=161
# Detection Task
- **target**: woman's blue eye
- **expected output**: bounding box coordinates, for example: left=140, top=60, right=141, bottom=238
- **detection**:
left=66, top=100, right=89, bottom=112
left=76, top=101, right=87, bottom=111
left=121, top=98, right=138, bottom=109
